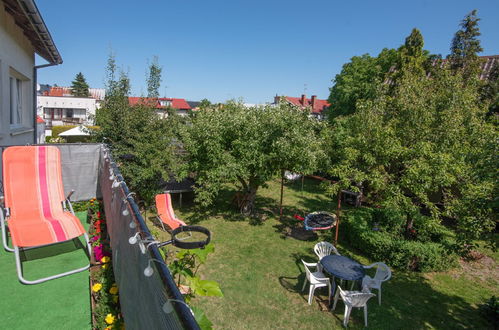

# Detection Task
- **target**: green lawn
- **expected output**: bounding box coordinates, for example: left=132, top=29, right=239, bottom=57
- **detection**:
left=151, top=178, right=497, bottom=329
left=0, top=211, right=91, bottom=330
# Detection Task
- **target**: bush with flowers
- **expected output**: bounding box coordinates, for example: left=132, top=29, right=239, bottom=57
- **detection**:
left=88, top=198, right=124, bottom=329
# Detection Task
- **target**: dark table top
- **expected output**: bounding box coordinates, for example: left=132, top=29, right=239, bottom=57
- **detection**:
left=320, top=255, right=365, bottom=281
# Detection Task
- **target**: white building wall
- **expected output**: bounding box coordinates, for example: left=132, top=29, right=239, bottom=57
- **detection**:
left=0, top=2, right=36, bottom=146
left=37, top=96, right=97, bottom=126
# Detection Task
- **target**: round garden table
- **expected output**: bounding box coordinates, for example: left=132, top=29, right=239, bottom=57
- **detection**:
left=320, top=255, right=365, bottom=281
left=320, top=255, right=365, bottom=306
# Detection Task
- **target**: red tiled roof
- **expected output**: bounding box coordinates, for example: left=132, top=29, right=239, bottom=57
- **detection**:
left=284, top=96, right=330, bottom=114
left=36, top=115, right=45, bottom=124
left=128, top=97, right=191, bottom=110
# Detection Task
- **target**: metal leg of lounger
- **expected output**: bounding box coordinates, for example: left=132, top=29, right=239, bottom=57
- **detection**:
left=0, top=209, right=14, bottom=252
left=14, top=233, right=91, bottom=285
left=157, top=216, right=167, bottom=231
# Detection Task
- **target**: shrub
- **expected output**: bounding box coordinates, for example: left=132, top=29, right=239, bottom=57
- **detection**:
left=342, top=207, right=456, bottom=271
left=51, top=125, right=76, bottom=137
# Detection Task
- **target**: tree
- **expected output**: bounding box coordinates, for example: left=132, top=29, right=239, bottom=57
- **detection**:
left=327, top=49, right=399, bottom=119
left=95, top=54, right=178, bottom=203
left=146, top=56, right=162, bottom=98
left=199, top=99, right=212, bottom=109
left=449, top=9, right=483, bottom=81
left=327, top=31, right=497, bottom=254
left=181, top=101, right=327, bottom=213
left=71, top=72, right=90, bottom=97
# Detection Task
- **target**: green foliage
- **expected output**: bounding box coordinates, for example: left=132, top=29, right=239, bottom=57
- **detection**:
left=191, top=306, right=213, bottom=330
left=327, top=29, right=497, bottom=254
left=70, top=72, right=90, bottom=97
left=95, top=54, right=179, bottom=204
left=181, top=101, right=327, bottom=210
left=449, top=9, right=483, bottom=81
left=327, top=49, right=398, bottom=118
left=146, top=56, right=162, bottom=98
left=343, top=208, right=455, bottom=272
left=199, top=99, right=212, bottom=109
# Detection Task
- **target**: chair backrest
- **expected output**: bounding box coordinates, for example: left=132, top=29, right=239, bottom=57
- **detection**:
left=155, top=193, right=186, bottom=230
left=373, top=262, right=392, bottom=282
left=314, top=241, right=339, bottom=260
left=339, top=286, right=376, bottom=308
left=301, top=259, right=312, bottom=282
left=3, top=146, right=66, bottom=220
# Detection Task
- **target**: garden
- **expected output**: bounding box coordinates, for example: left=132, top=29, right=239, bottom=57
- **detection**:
left=88, top=10, right=498, bottom=329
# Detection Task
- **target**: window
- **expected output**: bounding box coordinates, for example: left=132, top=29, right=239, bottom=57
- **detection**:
left=160, top=100, right=172, bottom=107
left=10, top=77, right=22, bottom=126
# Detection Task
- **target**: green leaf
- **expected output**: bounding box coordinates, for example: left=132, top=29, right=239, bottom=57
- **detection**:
left=187, top=276, right=224, bottom=297
left=191, top=306, right=213, bottom=330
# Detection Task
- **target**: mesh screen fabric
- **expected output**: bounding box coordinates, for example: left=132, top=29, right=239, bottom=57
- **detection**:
left=100, top=148, right=199, bottom=330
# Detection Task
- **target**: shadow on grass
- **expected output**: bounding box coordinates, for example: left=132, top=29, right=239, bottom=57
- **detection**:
left=281, top=248, right=491, bottom=329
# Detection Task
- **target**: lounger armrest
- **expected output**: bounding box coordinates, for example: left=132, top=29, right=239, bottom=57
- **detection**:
left=66, top=190, right=75, bottom=201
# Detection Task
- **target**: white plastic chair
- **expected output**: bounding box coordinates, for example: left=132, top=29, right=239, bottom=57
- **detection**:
left=314, top=241, right=340, bottom=260
left=332, top=286, right=376, bottom=327
left=362, top=262, right=391, bottom=305
left=301, top=260, right=332, bottom=306
left=314, top=241, right=340, bottom=272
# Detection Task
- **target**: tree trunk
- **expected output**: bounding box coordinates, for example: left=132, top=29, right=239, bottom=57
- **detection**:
left=405, top=213, right=414, bottom=238
left=233, top=177, right=259, bottom=215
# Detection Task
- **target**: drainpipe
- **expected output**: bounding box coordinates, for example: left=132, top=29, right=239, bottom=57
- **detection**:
left=33, top=63, right=58, bottom=144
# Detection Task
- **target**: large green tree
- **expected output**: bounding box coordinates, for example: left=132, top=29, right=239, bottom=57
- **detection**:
left=146, top=56, right=162, bottom=98
left=449, top=9, right=483, bottom=82
left=327, top=30, right=497, bottom=254
left=181, top=101, right=327, bottom=213
left=70, top=72, right=90, bottom=97
left=95, top=54, right=179, bottom=203
left=327, top=49, right=398, bottom=119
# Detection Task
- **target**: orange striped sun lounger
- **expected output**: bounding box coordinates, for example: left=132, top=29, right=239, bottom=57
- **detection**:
left=155, top=193, right=186, bottom=231
left=0, top=146, right=91, bottom=284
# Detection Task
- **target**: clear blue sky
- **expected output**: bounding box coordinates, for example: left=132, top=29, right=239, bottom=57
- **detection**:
left=36, top=0, right=499, bottom=104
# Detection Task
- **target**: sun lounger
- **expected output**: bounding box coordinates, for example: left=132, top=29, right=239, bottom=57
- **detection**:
left=0, top=146, right=91, bottom=284
left=155, top=193, right=186, bottom=231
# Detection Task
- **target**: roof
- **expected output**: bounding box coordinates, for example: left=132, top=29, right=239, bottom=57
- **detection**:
left=128, top=97, right=191, bottom=110
left=36, top=115, right=44, bottom=124
left=284, top=95, right=330, bottom=114
left=2, top=0, right=62, bottom=64
left=41, top=86, right=105, bottom=99
left=187, top=101, right=201, bottom=109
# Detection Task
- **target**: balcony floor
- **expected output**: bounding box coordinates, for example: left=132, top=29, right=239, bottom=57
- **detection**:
left=0, top=212, right=91, bottom=329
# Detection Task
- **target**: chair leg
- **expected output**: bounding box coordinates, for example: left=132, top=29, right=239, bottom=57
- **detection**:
left=378, top=287, right=382, bottom=305
left=350, top=280, right=355, bottom=290
left=364, top=305, right=368, bottom=327
left=332, top=288, right=340, bottom=311
left=302, top=278, right=308, bottom=292
left=343, top=305, right=352, bottom=327
left=308, top=285, right=315, bottom=305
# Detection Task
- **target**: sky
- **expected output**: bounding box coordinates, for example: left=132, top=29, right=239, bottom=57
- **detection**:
left=36, top=0, right=499, bottom=104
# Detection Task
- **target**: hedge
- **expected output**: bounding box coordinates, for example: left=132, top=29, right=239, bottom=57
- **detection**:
left=342, top=207, right=456, bottom=272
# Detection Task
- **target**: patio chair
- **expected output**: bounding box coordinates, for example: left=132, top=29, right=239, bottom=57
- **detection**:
left=314, top=241, right=340, bottom=272
left=332, top=285, right=376, bottom=327
left=301, top=260, right=332, bottom=306
left=0, top=146, right=91, bottom=284
left=155, top=193, right=186, bottom=231
left=362, top=262, right=392, bottom=305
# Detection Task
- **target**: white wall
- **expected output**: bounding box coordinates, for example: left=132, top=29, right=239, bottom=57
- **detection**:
left=0, top=3, right=36, bottom=146
left=37, top=96, right=97, bottom=125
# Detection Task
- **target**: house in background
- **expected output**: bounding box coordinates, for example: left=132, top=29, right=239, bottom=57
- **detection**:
left=274, top=94, right=330, bottom=120
left=36, top=115, right=45, bottom=143
left=128, top=97, right=192, bottom=117
left=37, top=86, right=105, bottom=131
left=0, top=0, right=61, bottom=148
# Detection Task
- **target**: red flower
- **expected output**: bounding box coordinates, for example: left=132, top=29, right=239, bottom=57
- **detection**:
left=97, top=212, right=101, bottom=219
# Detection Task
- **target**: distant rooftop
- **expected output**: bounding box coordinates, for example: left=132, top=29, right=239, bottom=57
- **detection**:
left=128, top=97, right=191, bottom=110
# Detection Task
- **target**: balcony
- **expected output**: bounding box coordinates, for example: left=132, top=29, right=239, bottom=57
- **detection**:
left=0, top=143, right=198, bottom=329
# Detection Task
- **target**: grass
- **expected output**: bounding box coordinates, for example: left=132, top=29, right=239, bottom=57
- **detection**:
left=0, top=211, right=91, bottom=330
left=148, top=178, right=498, bottom=329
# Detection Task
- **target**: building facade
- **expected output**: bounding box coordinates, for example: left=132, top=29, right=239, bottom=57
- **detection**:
left=0, top=0, right=61, bottom=148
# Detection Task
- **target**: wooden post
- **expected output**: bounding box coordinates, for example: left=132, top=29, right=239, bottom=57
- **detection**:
left=279, top=169, right=284, bottom=221
left=335, top=191, right=342, bottom=244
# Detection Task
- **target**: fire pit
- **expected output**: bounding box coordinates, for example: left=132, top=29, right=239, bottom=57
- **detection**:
left=304, top=211, right=337, bottom=231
